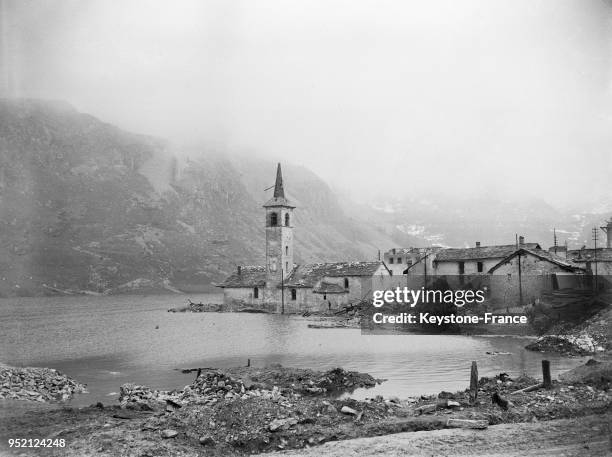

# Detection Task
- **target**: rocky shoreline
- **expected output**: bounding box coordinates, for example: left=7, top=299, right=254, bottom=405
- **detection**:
left=0, top=360, right=610, bottom=457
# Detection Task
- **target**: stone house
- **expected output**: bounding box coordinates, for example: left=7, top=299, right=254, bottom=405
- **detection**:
left=432, top=238, right=541, bottom=276
left=485, top=247, right=585, bottom=305
left=217, top=164, right=390, bottom=313
left=567, top=248, right=612, bottom=277
left=383, top=247, right=439, bottom=276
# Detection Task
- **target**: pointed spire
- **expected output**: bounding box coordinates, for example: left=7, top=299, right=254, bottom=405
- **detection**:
left=273, top=163, right=285, bottom=198
left=264, top=162, right=294, bottom=208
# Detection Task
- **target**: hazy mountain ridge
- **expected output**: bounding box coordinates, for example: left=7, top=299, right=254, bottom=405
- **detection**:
left=0, top=100, right=398, bottom=297
left=0, top=100, right=608, bottom=297
left=355, top=194, right=611, bottom=250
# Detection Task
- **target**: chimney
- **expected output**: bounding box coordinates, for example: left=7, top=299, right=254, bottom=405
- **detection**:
left=475, top=241, right=481, bottom=248
left=237, top=266, right=242, bottom=276
left=392, top=248, right=396, bottom=255
left=519, top=236, right=525, bottom=246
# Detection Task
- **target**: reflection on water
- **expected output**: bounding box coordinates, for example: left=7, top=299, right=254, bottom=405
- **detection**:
left=0, top=294, right=588, bottom=405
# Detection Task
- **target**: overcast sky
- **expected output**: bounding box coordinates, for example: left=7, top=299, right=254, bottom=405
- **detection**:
left=2, top=0, right=611, bottom=207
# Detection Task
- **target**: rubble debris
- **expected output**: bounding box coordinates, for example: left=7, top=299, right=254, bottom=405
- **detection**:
left=0, top=365, right=87, bottom=402
left=491, top=392, right=510, bottom=410
left=526, top=333, right=603, bottom=356
left=199, top=436, right=215, bottom=446
left=160, top=429, right=178, bottom=439
left=340, top=406, right=359, bottom=415
left=118, top=365, right=384, bottom=410
left=510, top=383, right=543, bottom=395
left=1, top=360, right=611, bottom=457
left=268, top=417, right=298, bottom=431
left=446, top=418, right=488, bottom=429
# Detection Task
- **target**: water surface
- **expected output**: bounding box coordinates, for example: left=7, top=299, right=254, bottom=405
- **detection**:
left=0, top=293, right=588, bottom=405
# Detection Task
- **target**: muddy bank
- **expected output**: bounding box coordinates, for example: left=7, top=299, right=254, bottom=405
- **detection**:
left=0, top=361, right=610, bottom=457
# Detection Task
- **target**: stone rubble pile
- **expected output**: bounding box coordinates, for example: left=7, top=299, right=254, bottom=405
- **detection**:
left=119, top=371, right=294, bottom=410
left=0, top=366, right=87, bottom=402
left=526, top=333, right=605, bottom=355
left=119, top=367, right=382, bottom=410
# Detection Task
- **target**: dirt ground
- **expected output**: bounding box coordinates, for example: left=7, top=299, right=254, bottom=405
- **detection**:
left=272, top=413, right=612, bottom=457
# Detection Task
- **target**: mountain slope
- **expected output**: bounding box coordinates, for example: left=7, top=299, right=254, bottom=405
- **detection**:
left=0, top=99, right=397, bottom=297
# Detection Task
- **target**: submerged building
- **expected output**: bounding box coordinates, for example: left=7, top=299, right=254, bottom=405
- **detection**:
left=217, top=164, right=390, bottom=313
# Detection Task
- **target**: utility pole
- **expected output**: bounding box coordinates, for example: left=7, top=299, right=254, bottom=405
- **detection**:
left=592, top=227, right=599, bottom=293
left=423, top=249, right=428, bottom=290
left=515, top=233, right=522, bottom=306
left=553, top=228, right=558, bottom=255
left=518, top=249, right=523, bottom=307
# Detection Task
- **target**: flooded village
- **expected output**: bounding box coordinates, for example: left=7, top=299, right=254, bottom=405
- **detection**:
left=1, top=163, right=611, bottom=456
left=2, top=1, right=612, bottom=455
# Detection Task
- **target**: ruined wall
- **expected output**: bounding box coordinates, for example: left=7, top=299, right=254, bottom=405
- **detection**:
left=223, top=287, right=276, bottom=312
left=278, top=287, right=348, bottom=313
left=485, top=254, right=585, bottom=306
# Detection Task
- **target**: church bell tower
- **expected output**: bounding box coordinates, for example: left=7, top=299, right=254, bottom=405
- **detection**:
left=264, top=163, right=295, bottom=289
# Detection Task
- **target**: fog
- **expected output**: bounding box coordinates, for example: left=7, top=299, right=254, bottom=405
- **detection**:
left=2, top=0, right=611, bottom=207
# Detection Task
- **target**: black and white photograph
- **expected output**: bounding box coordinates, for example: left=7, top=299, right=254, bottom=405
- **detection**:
left=1, top=1, right=611, bottom=456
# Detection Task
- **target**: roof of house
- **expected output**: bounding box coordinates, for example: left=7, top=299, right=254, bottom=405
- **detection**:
left=385, top=248, right=417, bottom=255
left=284, top=261, right=388, bottom=288
left=548, top=246, right=567, bottom=253
left=385, top=247, right=441, bottom=256
left=434, top=243, right=541, bottom=262
left=218, top=261, right=388, bottom=289
left=487, top=248, right=585, bottom=273
left=313, top=282, right=348, bottom=294
left=567, top=248, right=612, bottom=262
left=217, top=266, right=266, bottom=288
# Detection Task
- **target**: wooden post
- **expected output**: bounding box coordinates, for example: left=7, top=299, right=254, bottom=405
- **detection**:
left=542, top=360, right=551, bottom=388
left=247, top=358, right=251, bottom=367
left=470, top=361, right=478, bottom=403
left=195, top=368, right=201, bottom=381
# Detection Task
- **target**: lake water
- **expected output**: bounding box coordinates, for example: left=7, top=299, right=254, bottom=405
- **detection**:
left=0, top=293, right=589, bottom=406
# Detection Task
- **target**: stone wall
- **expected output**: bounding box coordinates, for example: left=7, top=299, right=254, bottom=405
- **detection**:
left=433, top=259, right=501, bottom=275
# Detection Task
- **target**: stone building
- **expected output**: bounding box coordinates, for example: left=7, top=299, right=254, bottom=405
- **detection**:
left=564, top=217, right=612, bottom=278
left=485, top=247, right=586, bottom=305
left=217, top=164, right=390, bottom=313
left=383, top=247, right=439, bottom=276
left=567, top=248, right=612, bottom=277
left=487, top=248, right=584, bottom=276
left=432, top=238, right=541, bottom=276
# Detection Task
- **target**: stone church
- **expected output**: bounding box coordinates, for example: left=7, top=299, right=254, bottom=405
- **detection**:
left=218, top=164, right=390, bottom=313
